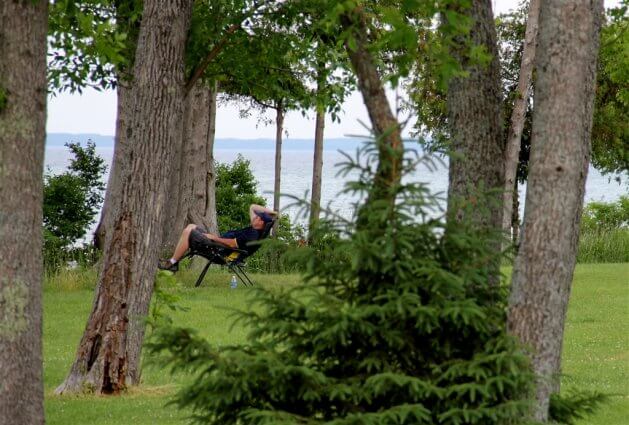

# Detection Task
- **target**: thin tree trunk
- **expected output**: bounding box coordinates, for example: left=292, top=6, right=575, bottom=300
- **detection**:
left=309, top=107, right=325, bottom=240
left=205, top=82, right=219, bottom=234
left=445, top=0, right=504, bottom=283
left=56, top=0, right=193, bottom=394
left=94, top=80, right=133, bottom=250
left=503, top=0, right=541, bottom=244
left=340, top=7, right=403, bottom=295
left=309, top=63, right=327, bottom=240
left=508, top=0, right=603, bottom=421
left=273, top=104, right=284, bottom=235
left=512, top=180, right=520, bottom=245
left=0, top=2, right=47, bottom=422
left=341, top=8, right=403, bottom=211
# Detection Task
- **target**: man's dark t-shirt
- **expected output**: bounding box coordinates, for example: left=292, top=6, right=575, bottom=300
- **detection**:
left=221, top=227, right=262, bottom=252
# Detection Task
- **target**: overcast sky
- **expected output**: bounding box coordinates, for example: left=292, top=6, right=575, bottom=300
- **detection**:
left=46, top=0, right=620, bottom=139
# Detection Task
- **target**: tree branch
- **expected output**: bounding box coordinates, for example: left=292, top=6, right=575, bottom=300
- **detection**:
left=185, top=23, right=240, bottom=94
left=184, top=0, right=276, bottom=94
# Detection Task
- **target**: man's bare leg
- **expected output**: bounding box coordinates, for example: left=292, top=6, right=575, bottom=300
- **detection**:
left=159, top=224, right=218, bottom=271
left=169, top=224, right=198, bottom=263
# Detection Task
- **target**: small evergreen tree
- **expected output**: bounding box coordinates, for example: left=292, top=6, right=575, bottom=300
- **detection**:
left=149, top=143, right=533, bottom=424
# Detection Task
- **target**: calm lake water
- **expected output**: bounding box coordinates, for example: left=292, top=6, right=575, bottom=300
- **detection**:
left=44, top=142, right=627, bottom=232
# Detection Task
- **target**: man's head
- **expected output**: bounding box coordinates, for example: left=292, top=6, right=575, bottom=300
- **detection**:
left=253, top=210, right=274, bottom=229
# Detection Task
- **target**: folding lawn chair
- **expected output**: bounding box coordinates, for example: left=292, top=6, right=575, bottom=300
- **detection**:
left=180, top=219, right=275, bottom=287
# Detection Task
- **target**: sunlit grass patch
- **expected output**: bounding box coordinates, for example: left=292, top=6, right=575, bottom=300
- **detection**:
left=44, top=263, right=628, bottom=424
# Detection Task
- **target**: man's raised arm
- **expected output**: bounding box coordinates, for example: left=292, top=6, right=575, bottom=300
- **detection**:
left=249, top=204, right=278, bottom=222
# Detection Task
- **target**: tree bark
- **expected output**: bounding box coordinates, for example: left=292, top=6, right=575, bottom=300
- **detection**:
left=93, top=5, right=141, bottom=251
left=309, top=106, right=325, bottom=239
left=446, top=0, right=503, bottom=228
left=507, top=0, right=603, bottom=421
left=162, top=81, right=218, bottom=252
left=56, top=0, right=193, bottom=395
left=0, top=1, right=47, bottom=423
left=205, top=82, right=219, bottom=234
left=273, top=104, right=284, bottom=235
left=444, top=0, right=503, bottom=285
left=511, top=179, right=520, bottom=245
left=341, top=8, right=403, bottom=210
left=94, top=80, right=133, bottom=251
left=502, top=0, right=541, bottom=244
left=340, top=7, right=403, bottom=296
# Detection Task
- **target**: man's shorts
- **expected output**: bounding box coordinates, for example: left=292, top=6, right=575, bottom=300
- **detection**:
left=189, top=226, right=213, bottom=252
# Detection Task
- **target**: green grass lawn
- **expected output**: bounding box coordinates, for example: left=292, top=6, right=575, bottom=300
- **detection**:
left=43, top=264, right=628, bottom=424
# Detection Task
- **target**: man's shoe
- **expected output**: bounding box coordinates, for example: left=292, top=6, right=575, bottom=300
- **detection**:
left=158, top=259, right=179, bottom=272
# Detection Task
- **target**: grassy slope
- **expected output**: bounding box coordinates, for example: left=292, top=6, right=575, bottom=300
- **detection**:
left=44, top=265, right=628, bottom=424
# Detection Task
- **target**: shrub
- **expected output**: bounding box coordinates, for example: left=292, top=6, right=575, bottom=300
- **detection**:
left=580, top=195, right=629, bottom=233
left=44, top=173, right=95, bottom=244
left=43, top=140, right=106, bottom=270
left=215, top=154, right=266, bottom=232
left=148, top=145, right=533, bottom=424
left=577, top=196, right=629, bottom=263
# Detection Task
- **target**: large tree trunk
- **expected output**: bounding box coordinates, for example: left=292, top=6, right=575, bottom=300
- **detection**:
left=273, top=104, right=284, bottom=235
left=161, top=81, right=218, bottom=252
left=507, top=0, right=603, bottom=421
left=56, top=0, right=193, bottom=395
left=445, top=0, right=503, bottom=282
left=0, top=1, right=47, bottom=423
left=502, top=0, right=541, bottom=244
left=93, top=5, right=141, bottom=251
left=309, top=107, right=325, bottom=240
left=446, top=0, right=503, bottom=227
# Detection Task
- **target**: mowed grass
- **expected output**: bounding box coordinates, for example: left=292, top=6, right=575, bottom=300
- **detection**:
left=560, top=264, right=629, bottom=424
left=44, top=263, right=628, bottom=424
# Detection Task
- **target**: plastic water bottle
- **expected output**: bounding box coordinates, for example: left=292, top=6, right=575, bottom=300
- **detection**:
left=230, top=275, right=238, bottom=289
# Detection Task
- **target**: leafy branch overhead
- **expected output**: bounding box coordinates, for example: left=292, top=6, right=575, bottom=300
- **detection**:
left=48, top=0, right=140, bottom=93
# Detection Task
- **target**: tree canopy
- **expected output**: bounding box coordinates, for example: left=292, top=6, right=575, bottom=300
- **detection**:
left=591, top=5, right=629, bottom=181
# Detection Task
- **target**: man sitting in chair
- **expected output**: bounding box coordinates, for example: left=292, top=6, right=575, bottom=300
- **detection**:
left=158, top=204, right=277, bottom=272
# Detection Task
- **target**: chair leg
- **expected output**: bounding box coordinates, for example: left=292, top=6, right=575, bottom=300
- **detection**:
left=195, top=261, right=212, bottom=287
left=230, top=264, right=255, bottom=287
